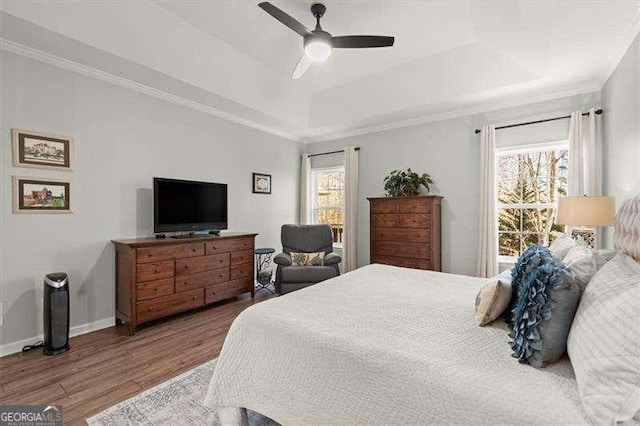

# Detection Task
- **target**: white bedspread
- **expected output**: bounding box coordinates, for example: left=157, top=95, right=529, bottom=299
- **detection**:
left=205, top=264, right=587, bottom=425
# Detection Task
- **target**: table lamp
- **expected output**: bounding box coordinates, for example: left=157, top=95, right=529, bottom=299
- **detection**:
left=556, top=196, right=615, bottom=248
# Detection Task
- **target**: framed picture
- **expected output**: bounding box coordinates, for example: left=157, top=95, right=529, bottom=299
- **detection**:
left=12, top=129, right=74, bottom=171
left=252, top=173, right=271, bottom=194
left=12, top=176, right=72, bottom=214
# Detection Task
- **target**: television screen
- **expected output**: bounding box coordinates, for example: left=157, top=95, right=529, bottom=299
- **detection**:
left=153, top=177, right=228, bottom=233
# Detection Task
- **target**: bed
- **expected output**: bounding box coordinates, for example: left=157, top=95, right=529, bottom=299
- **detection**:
left=204, top=195, right=640, bottom=425
left=204, top=266, right=586, bottom=424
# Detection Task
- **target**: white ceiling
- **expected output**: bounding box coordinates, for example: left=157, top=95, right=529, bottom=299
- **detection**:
left=1, top=1, right=639, bottom=142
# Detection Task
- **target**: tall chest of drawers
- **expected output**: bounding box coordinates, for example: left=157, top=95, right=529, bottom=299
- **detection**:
left=112, top=232, right=256, bottom=335
left=368, top=196, right=442, bottom=271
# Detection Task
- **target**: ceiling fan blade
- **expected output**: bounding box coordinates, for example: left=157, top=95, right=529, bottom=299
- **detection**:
left=291, top=54, right=313, bottom=80
left=258, top=2, right=311, bottom=37
left=332, top=35, right=395, bottom=49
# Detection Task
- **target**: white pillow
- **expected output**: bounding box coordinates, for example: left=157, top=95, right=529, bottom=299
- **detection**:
left=563, top=245, right=598, bottom=293
left=567, top=253, right=640, bottom=424
left=591, top=249, right=619, bottom=270
left=549, top=234, right=579, bottom=260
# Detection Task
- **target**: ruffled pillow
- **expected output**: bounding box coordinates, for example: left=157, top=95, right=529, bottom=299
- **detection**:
left=509, top=259, right=580, bottom=368
left=506, top=245, right=556, bottom=326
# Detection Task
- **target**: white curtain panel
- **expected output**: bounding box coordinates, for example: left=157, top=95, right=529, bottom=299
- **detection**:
left=300, top=153, right=312, bottom=224
left=343, top=147, right=359, bottom=272
left=477, top=125, right=499, bottom=278
left=568, top=109, right=598, bottom=196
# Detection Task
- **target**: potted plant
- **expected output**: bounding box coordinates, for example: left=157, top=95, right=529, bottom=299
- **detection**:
left=383, top=168, right=434, bottom=197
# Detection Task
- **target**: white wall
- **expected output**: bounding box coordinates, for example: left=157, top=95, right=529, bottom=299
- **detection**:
left=306, top=92, right=601, bottom=276
left=602, top=33, right=640, bottom=245
left=0, top=51, right=301, bottom=351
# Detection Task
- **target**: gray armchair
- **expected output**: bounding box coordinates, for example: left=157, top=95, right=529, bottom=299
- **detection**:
left=274, top=224, right=341, bottom=294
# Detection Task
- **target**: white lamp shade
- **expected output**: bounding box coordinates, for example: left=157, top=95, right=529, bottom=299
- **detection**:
left=556, top=196, right=615, bottom=226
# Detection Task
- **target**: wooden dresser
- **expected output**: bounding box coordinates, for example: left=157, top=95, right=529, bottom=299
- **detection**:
left=368, top=196, right=442, bottom=271
left=112, top=232, right=256, bottom=334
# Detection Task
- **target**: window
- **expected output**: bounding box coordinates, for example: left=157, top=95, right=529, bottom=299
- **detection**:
left=497, top=143, right=568, bottom=260
left=311, top=167, right=344, bottom=246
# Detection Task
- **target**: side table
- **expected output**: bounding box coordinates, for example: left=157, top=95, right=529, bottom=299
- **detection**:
left=255, top=248, right=276, bottom=294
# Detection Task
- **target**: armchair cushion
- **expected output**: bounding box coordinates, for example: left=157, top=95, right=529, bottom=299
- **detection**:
left=280, top=266, right=338, bottom=284
left=324, top=252, right=342, bottom=266
left=274, top=252, right=292, bottom=266
left=290, top=251, right=325, bottom=266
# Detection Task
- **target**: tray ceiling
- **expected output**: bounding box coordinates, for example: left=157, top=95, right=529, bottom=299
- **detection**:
left=1, top=1, right=638, bottom=142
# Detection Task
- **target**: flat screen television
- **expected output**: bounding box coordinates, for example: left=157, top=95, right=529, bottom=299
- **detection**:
left=153, top=177, right=228, bottom=234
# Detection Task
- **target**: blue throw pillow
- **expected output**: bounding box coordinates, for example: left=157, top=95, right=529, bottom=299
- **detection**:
left=506, top=245, right=556, bottom=326
left=509, top=258, right=580, bottom=368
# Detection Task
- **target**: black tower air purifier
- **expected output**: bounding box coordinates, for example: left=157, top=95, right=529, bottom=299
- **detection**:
left=43, top=272, right=70, bottom=355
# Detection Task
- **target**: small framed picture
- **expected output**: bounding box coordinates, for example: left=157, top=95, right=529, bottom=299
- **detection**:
left=252, top=173, right=271, bottom=194
left=13, top=176, right=72, bottom=214
left=12, top=129, right=74, bottom=171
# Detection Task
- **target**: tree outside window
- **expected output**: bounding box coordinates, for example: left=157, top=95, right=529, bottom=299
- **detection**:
left=312, top=168, right=344, bottom=245
left=497, top=144, right=568, bottom=260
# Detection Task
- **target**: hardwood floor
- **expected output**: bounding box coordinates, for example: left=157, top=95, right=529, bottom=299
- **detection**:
left=0, top=291, right=273, bottom=425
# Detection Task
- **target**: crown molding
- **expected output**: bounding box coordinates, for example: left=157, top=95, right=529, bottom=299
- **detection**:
left=1, top=37, right=612, bottom=146
left=300, top=83, right=603, bottom=144
left=600, top=8, right=640, bottom=85
left=0, top=38, right=302, bottom=142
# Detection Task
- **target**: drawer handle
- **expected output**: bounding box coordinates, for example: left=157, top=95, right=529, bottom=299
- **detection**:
left=154, top=287, right=158, bottom=292
left=154, top=269, right=160, bottom=273
left=148, top=307, right=153, bottom=312
left=192, top=296, right=198, bottom=300
left=148, top=253, right=153, bottom=257
left=212, top=246, right=217, bottom=250
left=192, top=248, right=198, bottom=252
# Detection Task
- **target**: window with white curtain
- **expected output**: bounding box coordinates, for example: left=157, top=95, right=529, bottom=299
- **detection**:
left=497, top=141, right=569, bottom=261
left=311, top=167, right=344, bottom=247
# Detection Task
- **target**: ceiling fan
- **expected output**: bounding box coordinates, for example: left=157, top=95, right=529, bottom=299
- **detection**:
left=258, top=2, right=395, bottom=79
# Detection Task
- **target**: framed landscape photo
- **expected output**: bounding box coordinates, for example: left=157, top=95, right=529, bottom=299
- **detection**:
left=12, top=129, right=73, bottom=171
left=12, top=176, right=72, bottom=214
left=252, top=173, right=271, bottom=194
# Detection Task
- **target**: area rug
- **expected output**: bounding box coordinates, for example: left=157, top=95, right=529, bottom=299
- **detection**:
left=86, top=358, right=277, bottom=425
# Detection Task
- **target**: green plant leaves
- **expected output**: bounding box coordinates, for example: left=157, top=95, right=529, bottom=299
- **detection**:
left=383, top=168, right=434, bottom=197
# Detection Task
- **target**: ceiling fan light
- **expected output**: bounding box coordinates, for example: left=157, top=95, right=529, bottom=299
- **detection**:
left=305, top=40, right=332, bottom=61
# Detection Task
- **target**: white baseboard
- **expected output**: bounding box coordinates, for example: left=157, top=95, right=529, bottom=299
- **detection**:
left=0, top=317, right=115, bottom=357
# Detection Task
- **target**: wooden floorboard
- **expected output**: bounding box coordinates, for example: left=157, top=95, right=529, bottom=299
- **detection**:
left=0, top=291, right=273, bottom=424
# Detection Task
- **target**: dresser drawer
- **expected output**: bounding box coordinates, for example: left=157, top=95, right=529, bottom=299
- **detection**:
left=136, top=278, right=174, bottom=301
left=372, top=214, right=430, bottom=228
left=231, top=249, right=253, bottom=266
left=205, top=278, right=250, bottom=304
left=370, top=199, right=398, bottom=214
left=372, top=227, right=430, bottom=243
left=136, top=243, right=204, bottom=264
left=205, top=237, right=253, bottom=255
left=175, top=268, right=230, bottom=292
left=398, top=214, right=429, bottom=228
left=136, top=289, right=204, bottom=323
left=371, top=255, right=431, bottom=270
left=372, top=214, right=399, bottom=227
left=175, top=253, right=230, bottom=276
left=397, top=198, right=431, bottom=213
left=372, top=241, right=430, bottom=259
left=230, top=263, right=252, bottom=280
left=136, top=260, right=174, bottom=282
